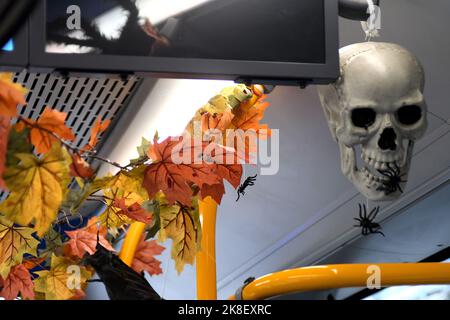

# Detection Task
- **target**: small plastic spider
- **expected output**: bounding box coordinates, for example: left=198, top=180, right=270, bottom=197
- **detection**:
left=236, top=174, right=257, bottom=201
left=354, top=203, right=385, bottom=237
left=377, top=162, right=407, bottom=195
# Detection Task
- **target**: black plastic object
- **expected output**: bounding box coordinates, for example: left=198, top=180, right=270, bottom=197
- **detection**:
left=0, top=0, right=37, bottom=49
left=338, top=0, right=380, bottom=21
left=83, top=242, right=163, bottom=300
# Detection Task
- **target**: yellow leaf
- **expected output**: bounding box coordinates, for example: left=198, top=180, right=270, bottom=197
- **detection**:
left=0, top=143, right=72, bottom=237
left=33, top=254, right=92, bottom=300
left=98, top=168, right=148, bottom=235
left=0, top=217, right=40, bottom=278
left=158, top=197, right=201, bottom=273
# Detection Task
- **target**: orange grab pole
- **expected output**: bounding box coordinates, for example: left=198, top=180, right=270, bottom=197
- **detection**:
left=196, top=196, right=218, bottom=300
left=119, top=221, right=146, bottom=266
left=228, top=262, right=450, bottom=300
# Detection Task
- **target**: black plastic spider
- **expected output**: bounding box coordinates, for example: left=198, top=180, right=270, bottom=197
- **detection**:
left=376, top=162, right=407, bottom=195
left=236, top=174, right=257, bottom=201
left=354, top=203, right=385, bottom=237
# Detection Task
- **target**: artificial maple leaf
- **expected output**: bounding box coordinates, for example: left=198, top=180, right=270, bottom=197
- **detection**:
left=22, top=257, right=46, bottom=271
left=131, top=235, right=164, bottom=275
left=69, top=153, right=94, bottom=179
left=201, top=109, right=234, bottom=134
left=112, top=198, right=153, bottom=224
left=0, top=143, right=72, bottom=237
left=65, top=217, right=114, bottom=258
left=0, top=115, right=10, bottom=190
left=98, top=169, right=148, bottom=235
left=198, top=144, right=242, bottom=203
left=34, top=254, right=92, bottom=300
left=0, top=73, right=27, bottom=117
left=0, top=264, right=35, bottom=300
left=200, top=183, right=225, bottom=204
left=158, top=197, right=201, bottom=273
left=17, top=107, right=75, bottom=154
left=6, top=125, right=33, bottom=167
left=0, top=217, right=40, bottom=278
left=228, top=95, right=271, bottom=162
left=83, top=117, right=110, bottom=152
left=144, top=136, right=221, bottom=206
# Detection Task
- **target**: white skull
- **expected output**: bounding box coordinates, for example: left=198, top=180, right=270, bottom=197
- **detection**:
left=317, top=42, right=427, bottom=201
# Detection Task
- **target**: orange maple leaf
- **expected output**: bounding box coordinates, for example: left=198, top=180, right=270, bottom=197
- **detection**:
left=144, top=136, right=222, bottom=206
left=65, top=217, right=114, bottom=258
left=18, top=107, right=75, bottom=154
left=0, top=73, right=27, bottom=117
left=70, top=153, right=94, bottom=179
left=0, top=264, right=35, bottom=300
left=0, top=115, right=10, bottom=190
left=199, top=146, right=242, bottom=204
left=22, top=257, right=46, bottom=271
left=131, top=235, right=164, bottom=276
left=112, top=198, right=153, bottom=224
left=201, top=109, right=234, bottom=133
left=83, top=117, right=110, bottom=152
left=200, top=183, right=225, bottom=204
left=229, top=95, right=271, bottom=162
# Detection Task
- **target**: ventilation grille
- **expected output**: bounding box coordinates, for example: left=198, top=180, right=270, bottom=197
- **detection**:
left=0, top=71, right=142, bottom=201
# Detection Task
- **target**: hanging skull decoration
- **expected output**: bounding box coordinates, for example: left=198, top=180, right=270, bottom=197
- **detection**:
left=317, top=42, right=427, bottom=201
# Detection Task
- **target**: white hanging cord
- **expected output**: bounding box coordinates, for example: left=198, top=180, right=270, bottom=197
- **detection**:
left=361, top=0, right=381, bottom=41
left=161, top=249, right=171, bottom=298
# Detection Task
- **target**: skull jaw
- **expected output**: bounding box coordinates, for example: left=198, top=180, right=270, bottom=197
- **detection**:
left=338, top=142, right=413, bottom=201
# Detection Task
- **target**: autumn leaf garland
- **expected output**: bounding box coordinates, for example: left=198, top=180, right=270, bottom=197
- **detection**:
left=0, top=73, right=271, bottom=299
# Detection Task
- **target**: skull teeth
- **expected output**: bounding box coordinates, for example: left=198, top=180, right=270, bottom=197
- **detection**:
left=361, top=167, right=389, bottom=183
left=360, top=153, right=401, bottom=170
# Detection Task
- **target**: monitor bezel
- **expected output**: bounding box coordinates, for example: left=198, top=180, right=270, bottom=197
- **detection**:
left=0, top=21, right=28, bottom=71
left=29, top=0, right=339, bottom=85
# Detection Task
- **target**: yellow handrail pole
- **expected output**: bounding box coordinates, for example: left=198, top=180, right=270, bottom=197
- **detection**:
left=119, top=221, right=146, bottom=266
left=229, top=263, right=450, bottom=300
left=196, top=196, right=218, bottom=300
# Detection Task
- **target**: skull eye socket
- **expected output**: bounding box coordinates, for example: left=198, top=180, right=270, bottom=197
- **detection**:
left=351, top=108, right=376, bottom=128
left=396, top=105, right=422, bottom=125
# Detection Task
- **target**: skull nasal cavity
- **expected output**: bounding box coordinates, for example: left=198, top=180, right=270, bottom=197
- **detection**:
left=378, top=128, right=397, bottom=151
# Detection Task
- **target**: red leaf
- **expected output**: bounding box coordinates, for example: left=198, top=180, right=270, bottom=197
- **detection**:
left=144, top=136, right=222, bottom=206
left=200, top=183, right=225, bottom=204
left=0, top=115, right=10, bottom=190
left=112, top=198, right=153, bottom=224
left=65, top=217, right=114, bottom=258
left=131, top=235, right=164, bottom=276
left=0, top=264, right=35, bottom=300
left=70, top=153, right=94, bottom=179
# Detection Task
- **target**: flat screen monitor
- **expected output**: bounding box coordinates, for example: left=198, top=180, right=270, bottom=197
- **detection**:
left=29, top=0, right=339, bottom=85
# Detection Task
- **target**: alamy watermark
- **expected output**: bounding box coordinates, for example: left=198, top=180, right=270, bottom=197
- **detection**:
left=170, top=121, right=280, bottom=176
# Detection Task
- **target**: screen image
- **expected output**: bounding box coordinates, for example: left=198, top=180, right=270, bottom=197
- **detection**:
left=45, top=0, right=326, bottom=64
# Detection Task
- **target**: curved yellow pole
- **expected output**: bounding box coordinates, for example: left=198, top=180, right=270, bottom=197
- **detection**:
left=229, top=263, right=450, bottom=300
left=119, top=221, right=146, bottom=266
left=196, top=196, right=218, bottom=300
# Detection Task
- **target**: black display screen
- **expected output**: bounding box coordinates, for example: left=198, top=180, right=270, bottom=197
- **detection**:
left=45, top=0, right=326, bottom=64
